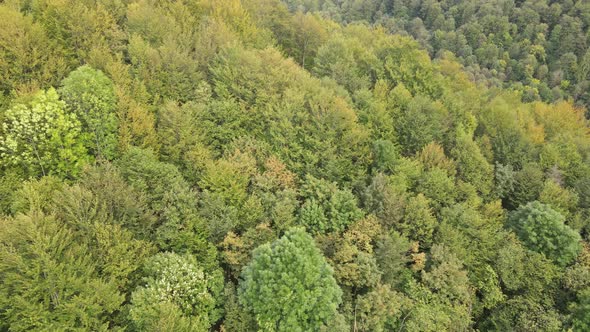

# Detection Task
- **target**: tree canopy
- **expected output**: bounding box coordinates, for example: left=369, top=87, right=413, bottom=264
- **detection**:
left=0, top=0, right=589, bottom=330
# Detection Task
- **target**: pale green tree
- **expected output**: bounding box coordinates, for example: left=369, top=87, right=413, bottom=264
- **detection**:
left=129, top=252, right=223, bottom=332
left=0, top=88, right=89, bottom=178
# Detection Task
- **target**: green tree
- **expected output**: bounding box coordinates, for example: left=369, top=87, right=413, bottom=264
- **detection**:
left=416, top=167, right=457, bottom=211
left=375, top=231, right=412, bottom=287
left=76, top=163, right=157, bottom=240
left=362, top=172, right=407, bottom=228
left=291, top=11, right=328, bottom=70
left=354, top=284, right=404, bottom=332
left=51, top=184, right=155, bottom=289
left=482, top=296, right=562, bottom=332
left=539, top=179, right=579, bottom=218
left=129, top=252, right=223, bottom=332
left=401, top=245, right=474, bottom=331
left=417, top=142, right=456, bottom=177
left=298, top=175, right=364, bottom=234
left=0, top=168, right=23, bottom=214
left=320, top=216, right=383, bottom=290
left=156, top=99, right=212, bottom=182
left=116, top=148, right=216, bottom=268
left=494, top=235, right=561, bottom=298
left=394, top=95, right=449, bottom=155
left=420, top=245, right=473, bottom=311
left=0, top=6, right=68, bottom=102
left=127, top=35, right=204, bottom=103
left=0, top=88, right=89, bottom=178
left=398, top=194, right=437, bottom=247
left=221, top=224, right=277, bottom=280
left=0, top=213, right=123, bottom=331
left=222, top=282, right=257, bottom=332
left=451, top=131, right=493, bottom=196
left=59, top=65, right=118, bottom=159
left=570, top=288, right=590, bottom=331
left=239, top=227, right=342, bottom=331
left=506, top=163, right=545, bottom=209
left=371, top=139, right=400, bottom=174
left=508, top=201, right=581, bottom=266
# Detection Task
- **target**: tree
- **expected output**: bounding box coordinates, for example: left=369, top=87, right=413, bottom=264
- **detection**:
left=76, top=163, right=157, bottom=240
left=398, top=194, right=437, bottom=247
left=116, top=148, right=216, bottom=268
left=451, top=131, right=493, bottom=196
left=239, top=227, right=342, bottom=331
left=570, top=288, right=590, bottom=331
left=198, top=151, right=264, bottom=242
left=156, top=99, right=212, bottom=182
left=127, top=35, right=204, bottom=103
left=320, top=216, right=383, bottom=290
left=59, top=65, right=118, bottom=159
left=375, top=231, right=412, bottom=287
left=0, top=6, right=68, bottom=101
left=221, top=224, right=276, bottom=279
left=508, top=201, right=581, bottom=266
left=354, top=284, right=404, bottom=332
left=362, top=173, right=407, bottom=228
left=0, top=88, right=89, bottom=178
left=0, top=213, right=123, bottom=331
left=51, top=184, right=155, bottom=290
left=0, top=168, right=23, bottom=214
left=371, top=139, right=400, bottom=174
left=26, top=0, right=124, bottom=65
left=407, top=244, right=473, bottom=331
left=482, top=296, right=562, bottom=332
left=416, top=167, right=457, bottom=211
left=378, top=36, right=442, bottom=97
left=222, top=282, right=257, bottom=332
left=494, top=235, right=561, bottom=299
left=539, top=179, right=579, bottom=218
left=505, top=163, right=545, bottom=209
left=208, top=45, right=370, bottom=183
left=394, top=95, right=449, bottom=155
left=291, top=12, right=328, bottom=70
left=417, top=142, right=456, bottom=176
left=420, top=245, right=473, bottom=310
left=129, top=252, right=223, bottom=332
left=312, top=36, right=372, bottom=93
left=298, top=175, right=364, bottom=234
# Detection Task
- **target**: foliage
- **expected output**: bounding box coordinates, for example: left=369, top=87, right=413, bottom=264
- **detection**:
left=286, top=0, right=590, bottom=113
left=0, top=6, right=68, bottom=102
left=59, top=65, right=118, bottom=159
left=398, top=194, right=437, bottom=248
left=570, top=288, right=590, bottom=331
left=508, top=201, right=581, bottom=266
left=0, top=0, right=588, bottom=330
left=0, top=213, right=126, bottom=331
left=116, top=147, right=214, bottom=265
left=298, top=175, right=364, bottom=234
left=0, top=88, right=89, bottom=178
left=239, top=227, right=342, bottom=331
left=129, top=252, right=223, bottom=331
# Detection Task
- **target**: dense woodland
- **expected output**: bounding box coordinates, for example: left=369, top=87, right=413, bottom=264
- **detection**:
left=0, top=0, right=589, bottom=331
left=287, top=0, right=590, bottom=112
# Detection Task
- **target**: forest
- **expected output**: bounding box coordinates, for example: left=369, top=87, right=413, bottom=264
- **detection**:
left=0, top=0, right=589, bottom=331
left=287, top=0, right=590, bottom=112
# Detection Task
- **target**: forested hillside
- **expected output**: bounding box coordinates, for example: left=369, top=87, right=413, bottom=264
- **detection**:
left=0, top=0, right=589, bottom=331
left=286, top=0, right=590, bottom=112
